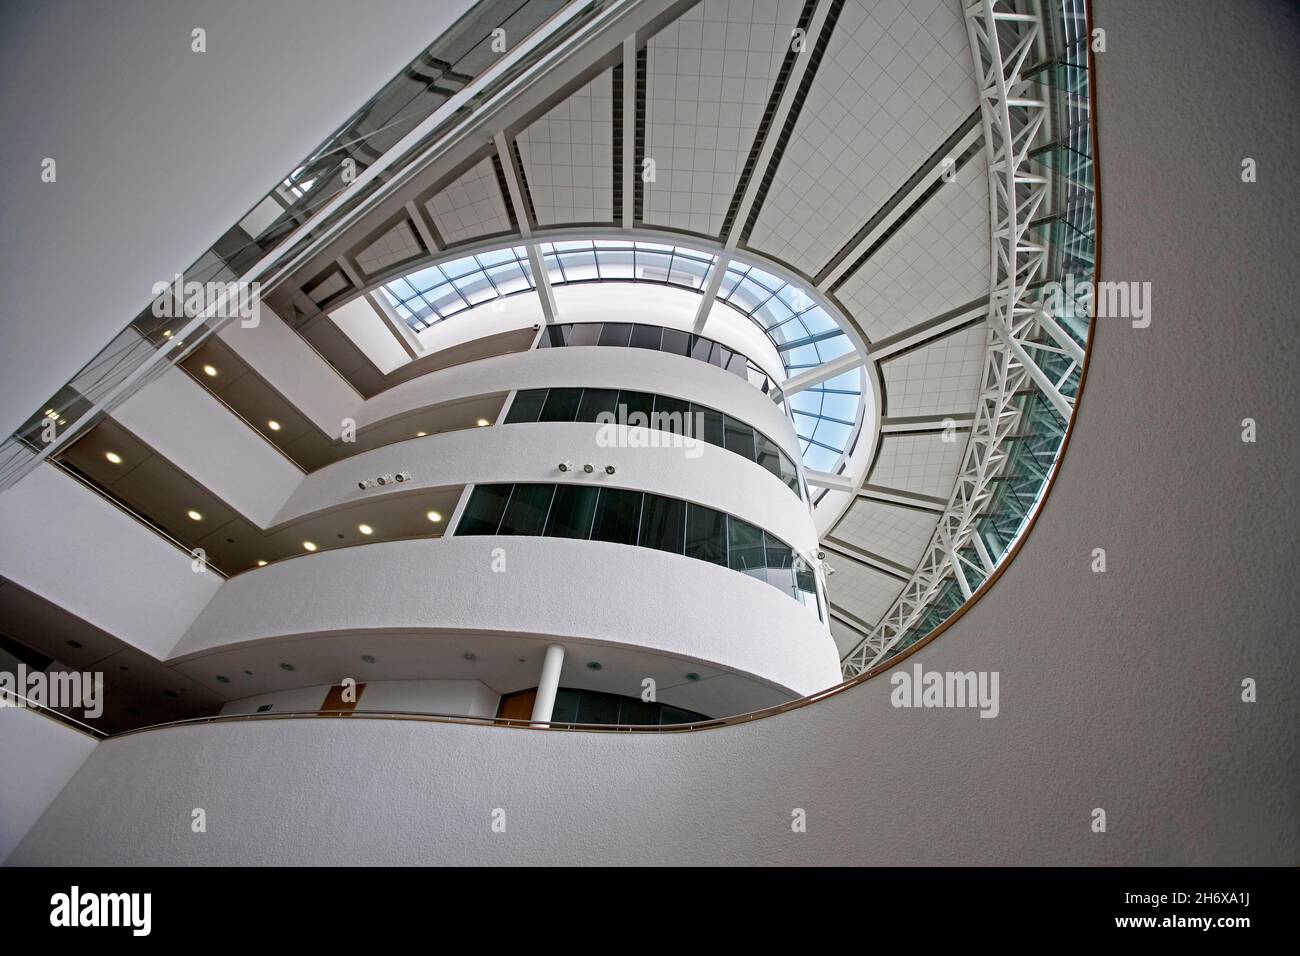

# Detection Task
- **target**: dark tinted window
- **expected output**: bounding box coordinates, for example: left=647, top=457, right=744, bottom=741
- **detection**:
left=727, top=517, right=766, bottom=574
left=617, top=390, right=655, bottom=427
left=540, top=324, right=570, bottom=348
left=660, top=705, right=704, bottom=726
left=755, top=434, right=783, bottom=479
left=711, top=344, right=730, bottom=368
left=591, top=488, right=643, bottom=545
left=651, top=395, right=690, bottom=435
left=456, top=484, right=512, bottom=535
left=694, top=405, right=725, bottom=447
left=598, top=323, right=633, bottom=347
left=723, top=415, right=757, bottom=462
left=690, top=336, right=714, bottom=363
left=779, top=451, right=800, bottom=494
left=504, top=388, right=547, bottom=424
left=539, top=387, right=583, bottom=422
left=497, top=484, right=554, bottom=536
left=550, top=688, right=580, bottom=723
left=685, top=504, right=726, bottom=565
left=661, top=328, right=691, bottom=356
left=576, top=690, right=622, bottom=724
left=764, top=532, right=795, bottom=595
left=638, top=495, right=685, bottom=554
left=617, top=696, right=657, bottom=726
left=575, top=388, right=620, bottom=423
left=544, top=484, right=599, bottom=539
left=629, top=324, right=662, bottom=350
left=568, top=323, right=602, bottom=346
left=726, top=350, right=749, bottom=377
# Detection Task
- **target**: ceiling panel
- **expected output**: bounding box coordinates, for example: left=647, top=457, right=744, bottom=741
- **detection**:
left=425, top=157, right=513, bottom=246
left=517, top=69, right=614, bottom=225
left=746, top=0, right=975, bottom=274
left=830, top=497, right=939, bottom=569
left=868, top=431, right=966, bottom=498
left=832, top=149, right=990, bottom=343
left=824, top=557, right=904, bottom=631
left=643, top=0, right=803, bottom=237
left=880, top=322, right=988, bottom=418
left=356, top=219, right=426, bottom=277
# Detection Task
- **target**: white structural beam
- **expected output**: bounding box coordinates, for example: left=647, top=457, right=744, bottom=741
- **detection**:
left=880, top=413, right=975, bottom=433
left=782, top=350, right=863, bottom=396
left=691, top=252, right=731, bottom=332
left=840, top=0, right=1081, bottom=677
left=404, top=199, right=443, bottom=254
left=855, top=484, right=949, bottom=513
left=365, top=291, right=423, bottom=360
left=821, top=539, right=911, bottom=581
left=621, top=34, right=636, bottom=229
left=494, top=132, right=559, bottom=325
left=804, top=469, right=856, bottom=492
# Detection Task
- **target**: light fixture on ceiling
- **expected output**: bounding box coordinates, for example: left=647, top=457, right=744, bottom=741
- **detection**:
left=586, top=661, right=603, bottom=671
left=358, top=524, right=373, bottom=535
left=105, top=451, right=123, bottom=464
left=476, top=419, right=490, bottom=427
left=426, top=510, right=443, bottom=523
left=279, top=663, right=294, bottom=672
left=202, top=364, right=218, bottom=377
left=187, top=509, right=203, bottom=521
left=415, top=431, right=427, bottom=438
left=215, top=675, right=230, bottom=684
left=685, top=672, right=701, bottom=682
left=360, top=654, right=376, bottom=664
left=267, top=420, right=282, bottom=431
left=256, top=560, right=268, bottom=567
left=302, top=541, right=317, bottom=552
left=463, top=652, right=477, bottom=662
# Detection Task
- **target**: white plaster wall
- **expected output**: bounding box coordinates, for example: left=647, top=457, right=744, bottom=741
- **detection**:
left=0, top=465, right=221, bottom=658
left=0, top=0, right=474, bottom=440
left=356, top=342, right=800, bottom=460
left=274, top=421, right=815, bottom=554
left=219, top=679, right=498, bottom=718
left=217, top=307, right=360, bottom=438
left=168, top=536, right=839, bottom=697
left=113, top=366, right=304, bottom=526
left=0, top=707, right=96, bottom=863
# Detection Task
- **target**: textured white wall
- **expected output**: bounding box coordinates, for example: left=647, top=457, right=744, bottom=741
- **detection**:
left=169, top=536, right=839, bottom=697
left=0, top=708, right=96, bottom=862
left=0, top=465, right=221, bottom=658
left=0, top=0, right=473, bottom=440
left=114, top=365, right=304, bottom=526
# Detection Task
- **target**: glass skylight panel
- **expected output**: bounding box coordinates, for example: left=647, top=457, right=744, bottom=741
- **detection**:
left=379, top=238, right=863, bottom=471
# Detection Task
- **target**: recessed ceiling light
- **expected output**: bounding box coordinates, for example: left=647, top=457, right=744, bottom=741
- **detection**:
left=215, top=675, right=230, bottom=683
left=187, top=509, right=203, bottom=521
left=476, top=419, right=490, bottom=427
left=360, top=654, right=376, bottom=664
left=302, top=541, right=317, bottom=552
left=162, top=330, right=173, bottom=338
left=586, top=661, right=603, bottom=671
left=267, top=420, right=282, bottom=431
left=256, top=560, right=268, bottom=567
left=104, top=451, right=123, bottom=464
left=279, top=663, right=295, bottom=672
left=685, top=672, right=701, bottom=682
left=463, top=652, right=477, bottom=662
left=427, top=510, right=443, bottom=523
left=202, top=364, right=218, bottom=377
left=358, top=524, right=373, bottom=535
left=415, top=431, right=427, bottom=437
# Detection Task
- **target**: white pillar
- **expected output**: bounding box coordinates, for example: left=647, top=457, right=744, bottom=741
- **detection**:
left=530, top=643, right=566, bottom=723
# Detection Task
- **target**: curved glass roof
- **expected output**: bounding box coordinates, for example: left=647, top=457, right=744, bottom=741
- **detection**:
left=379, top=239, right=863, bottom=472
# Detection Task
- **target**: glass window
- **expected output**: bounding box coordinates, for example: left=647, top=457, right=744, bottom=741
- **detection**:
left=616, top=696, right=657, bottom=726
left=550, top=688, right=580, bottom=723
left=693, top=405, right=725, bottom=448
left=497, top=484, right=554, bottom=536
left=504, top=388, right=547, bottom=424
left=568, top=322, right=602, bottom=346
left=685, top=504, right=726, bottom=566
left=540, top=324, right=570, bottom=348
left=598, top=323, right=633, bottom=347
left=617, top=390, right=655, bottom=427
left=794, top=554, right=817, bottom=595
left=629, top=324, right=662, bottom=350
left=723, top=415, right=757, bottom=462
left=754, top=433, right=783, bottom=480
left=651, top=395, right=690, bottom=435
left=710, top=344, right=730, bottom=368
left=727, top=517, right=766, bottom=577
left=538, top=387, right=583, bottom=422
left=660, top=705, right=703, bottom=726
left=638, top=495, right=685, bottom=554
left=690, top=335, right=714, bottom=363
left=764, top=532, right=795, bottom=596
left=576, top=690, right=621, bottom=725
left=591, top=488, right=643, bottom=545
left=456, top=484, right=513, bottom=535
left=543, top=484, right=599, bottom=539
left=778, top=451, right=801, bottom=494
left=575, top=388, right=620, bottom=423
left=661, top=328, right=691, bottom=357
left=726, top=350, right=749, bottom=378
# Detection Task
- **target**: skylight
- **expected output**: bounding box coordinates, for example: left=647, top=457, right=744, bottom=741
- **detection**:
left=380, top=239, right=864, bottom=472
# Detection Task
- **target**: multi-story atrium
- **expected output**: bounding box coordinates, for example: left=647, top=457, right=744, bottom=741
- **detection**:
left=1, top=0, right=1295, bottom=874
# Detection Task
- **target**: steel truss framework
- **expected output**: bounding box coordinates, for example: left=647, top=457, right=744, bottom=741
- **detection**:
left=841, top=0, right=1089, bottom=677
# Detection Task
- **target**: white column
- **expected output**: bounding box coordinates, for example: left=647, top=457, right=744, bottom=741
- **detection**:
left=529, top=643, right=566, bottom=723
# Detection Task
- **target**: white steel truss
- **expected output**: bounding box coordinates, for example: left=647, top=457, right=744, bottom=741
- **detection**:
left=841, top=0, right=1083, bottom=677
